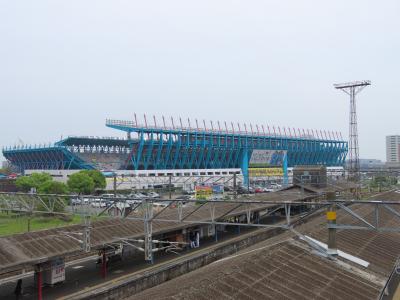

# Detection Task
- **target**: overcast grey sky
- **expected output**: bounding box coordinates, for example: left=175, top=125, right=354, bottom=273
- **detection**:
left=1, top=0, right=399, bottom=161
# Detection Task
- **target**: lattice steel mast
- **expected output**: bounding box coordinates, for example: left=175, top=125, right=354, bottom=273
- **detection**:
left=334, top=80, right=371, bottom=194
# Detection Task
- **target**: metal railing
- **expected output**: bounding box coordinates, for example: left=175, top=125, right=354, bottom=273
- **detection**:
left=1, top=190, right=400, bottom=264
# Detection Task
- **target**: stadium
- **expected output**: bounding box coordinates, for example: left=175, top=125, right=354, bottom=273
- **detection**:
left=2, top=117, right=347, bottom=176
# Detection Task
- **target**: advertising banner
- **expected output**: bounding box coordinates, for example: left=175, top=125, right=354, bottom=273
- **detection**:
left=195, top=186, right=213, bottom=200
left=249, top=150, right=287, bottom=168
left=195, top=185, right=224, bottom=200
left=248, top=168, right=284, bottom=177
left=212, top=185, right=224, bottom=194
left=43, top=258, right=65, bottom=285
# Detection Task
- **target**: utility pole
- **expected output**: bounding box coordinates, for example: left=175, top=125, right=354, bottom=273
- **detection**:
left=83, top=215, right=91, bottom=252
left=168, top=174, right=172, bottom=200
left=326, top=192, right=337, bottom=256
left=144, top=199, right=153, bottom=263
left=113, top=174, right=117, bottom=197
left=334, top=80, right=371, bottom=198
left=233, top=172, right=237, bottom=199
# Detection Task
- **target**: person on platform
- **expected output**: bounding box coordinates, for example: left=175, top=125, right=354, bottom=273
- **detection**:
left=189, top=232, right=195, bottom=248
left=195, top=231, right=200, bottom=248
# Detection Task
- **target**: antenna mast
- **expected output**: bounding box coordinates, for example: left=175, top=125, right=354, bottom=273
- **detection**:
left=334, top=80, right=371, bottom=197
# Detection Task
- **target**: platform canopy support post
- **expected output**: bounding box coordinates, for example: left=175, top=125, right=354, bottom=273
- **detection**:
left=144, top=199, right=154, bottom=264
left=34, top=264, right=43, bottom=300
left=326, top=192, right=338, bottom=256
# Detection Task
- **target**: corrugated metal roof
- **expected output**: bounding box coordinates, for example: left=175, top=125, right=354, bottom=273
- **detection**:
left=303, top=203, right=400, bottom=277
left=132, top=191, right=400, bottom=300
left=0, top=188, right=315, bottom=273
left=133, top=239, right=383, bottom=300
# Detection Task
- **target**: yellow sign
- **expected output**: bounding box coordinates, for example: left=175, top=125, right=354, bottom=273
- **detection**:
left=326, top=211, right=337, bottom=221
left=106, top=177, right=131, bottom=183
left=248, top=168, right=284, bottom=177
left=195, top=186, right=213, bottom=200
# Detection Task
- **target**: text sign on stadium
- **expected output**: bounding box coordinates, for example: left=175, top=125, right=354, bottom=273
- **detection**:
left=248, top=168, right=284, bottom=177
left=249, top=150, right=287, bottom=168
left=248, top=150, right=286, bottom=178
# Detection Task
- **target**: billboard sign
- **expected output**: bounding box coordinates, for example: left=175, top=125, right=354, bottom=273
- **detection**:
left=249, top=150, right=287, bottom=168
left=43, top=258, right=65, bottom=285
left=212, top=185, right=224, bottom=194
left=249, top=168, right=284, bottom=177
left=195, top=186, right=213, bottom=200
left=195, top=184, right=224, bottom=200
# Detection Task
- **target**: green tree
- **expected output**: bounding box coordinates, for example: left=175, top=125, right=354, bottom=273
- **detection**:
left=369, top=175, right=398, bottom=190
left=36, top=181, right=69, bottom=212
left=67, top=172, right=95, bottom=194
left=38, top=181, right=69, bottom=194
left=15, top=176, right=34, bottom=192
left=15, top=173, right=52, bottom=192
left=82, top=170, right=106, bottom=190
left=30, top=173, right=53, bottom=187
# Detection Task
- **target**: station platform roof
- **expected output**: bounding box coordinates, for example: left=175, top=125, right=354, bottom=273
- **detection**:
left=0, top=187, right=317, bottom=274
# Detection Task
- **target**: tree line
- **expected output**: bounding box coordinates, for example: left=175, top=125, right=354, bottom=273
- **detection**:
left=15, top=170, right=106, bottom=195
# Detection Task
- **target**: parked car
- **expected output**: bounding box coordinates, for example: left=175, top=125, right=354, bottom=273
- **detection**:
left=270, top=183, right=282, bottom=189
left=101, top=193, right=116, bottom=198
left=100, top=194, right=117, bottom=206
left=136, top=193, right=149, bottom=199
left=254, top=187, right=264, bottom=193
left=224, top=186, right=232, bottom=192
left=71, top=196, right=90, bottom=205
left=91, top=198, right=107, bottom=208
left=127, top=193, right=147, bottom=200
left=70, top=197, right=81, bottom=205
left=183, top=189, right=195, bottom=195
left=237, top=187, right=247, bottom=195
left=153, top=202, right=169, bottom=209
left=147, top=191, right=160, bottom=199
left=126, top=199, right=142, bottom=205
left=263, top=187, right=274, bottom=193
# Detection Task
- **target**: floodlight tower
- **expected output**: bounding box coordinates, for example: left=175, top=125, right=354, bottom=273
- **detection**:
left=334, top=80, right=371, bottom=196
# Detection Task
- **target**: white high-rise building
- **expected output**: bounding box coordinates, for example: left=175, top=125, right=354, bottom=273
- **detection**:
left=386, top=135, right=400, bottom=164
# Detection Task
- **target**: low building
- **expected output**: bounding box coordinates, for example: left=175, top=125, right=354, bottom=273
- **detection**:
left=293, top=165, right=327, bottom=188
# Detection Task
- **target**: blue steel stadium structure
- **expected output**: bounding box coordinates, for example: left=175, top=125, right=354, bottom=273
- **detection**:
left=2, top=119, right=348, bottom=175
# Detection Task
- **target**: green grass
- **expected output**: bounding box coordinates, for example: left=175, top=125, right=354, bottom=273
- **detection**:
left=0, top=212, right=85, bottom=236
